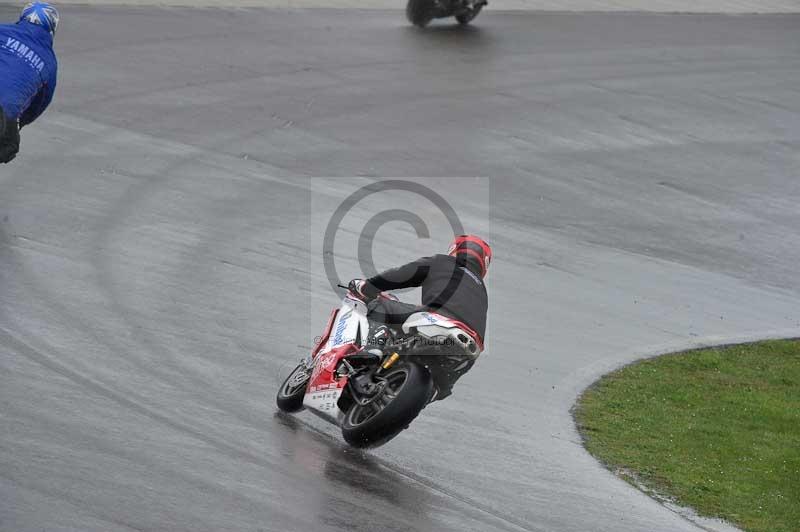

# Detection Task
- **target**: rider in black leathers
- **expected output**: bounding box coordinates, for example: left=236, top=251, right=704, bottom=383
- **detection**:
left=348, top=234, right=491, bottom=399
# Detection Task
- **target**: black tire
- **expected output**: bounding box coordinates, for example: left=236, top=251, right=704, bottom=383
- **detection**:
left=341, top=362, right=432, bottom=448
left=406, top=0, right=435, bottom=28
left=455, top=5, right=482, bottom=24
left=276, top=363, right=310, bottom=413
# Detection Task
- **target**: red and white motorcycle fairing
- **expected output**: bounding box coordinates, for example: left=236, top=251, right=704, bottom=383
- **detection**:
left=302, top=295, right=368, bottom=423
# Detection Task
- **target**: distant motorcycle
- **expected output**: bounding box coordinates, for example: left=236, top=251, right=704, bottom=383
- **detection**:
left=406, top=0, right=487, bottom=27
left=276, top=288, right=483, bottom=448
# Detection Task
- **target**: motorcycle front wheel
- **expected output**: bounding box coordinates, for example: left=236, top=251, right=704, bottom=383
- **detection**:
left=455, top=4, right=483, bottom=24
left=276, top=363, right=310, bottom=412
left=341, top=362, right=433, bottom=448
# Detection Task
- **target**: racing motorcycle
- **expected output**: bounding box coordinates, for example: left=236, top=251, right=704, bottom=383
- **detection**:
left=276, top=287, right=483, bottom=448
left=406, top=0, right=487, bottom=27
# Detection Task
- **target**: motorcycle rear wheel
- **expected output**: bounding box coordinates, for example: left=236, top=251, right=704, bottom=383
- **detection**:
left=341, top=362, right=432, bottom=448
left=276, top=363, right=310, bottom=413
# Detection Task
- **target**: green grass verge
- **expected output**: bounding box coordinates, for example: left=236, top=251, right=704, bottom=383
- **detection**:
left=574, top=339, right=800, bottom=532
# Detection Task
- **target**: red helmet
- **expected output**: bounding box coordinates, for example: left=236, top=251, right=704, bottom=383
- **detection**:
left=448, top=234, right=492, bottom=278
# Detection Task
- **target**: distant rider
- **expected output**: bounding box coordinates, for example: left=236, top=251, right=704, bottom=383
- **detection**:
left=0, top=2, right=59, bottom=163
left=348, top=234, right=491, bottom=399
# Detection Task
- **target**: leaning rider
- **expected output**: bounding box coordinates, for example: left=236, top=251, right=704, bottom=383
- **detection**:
left=348, top=234, right=491, bottom=399
left=0, top=2, right=59, bottom=164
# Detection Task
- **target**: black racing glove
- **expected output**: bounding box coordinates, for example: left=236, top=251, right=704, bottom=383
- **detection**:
left=348, top=279, right=380, bottom=302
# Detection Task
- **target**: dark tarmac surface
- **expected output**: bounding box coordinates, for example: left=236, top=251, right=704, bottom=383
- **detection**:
left=1, top=6, right=799, bottom=532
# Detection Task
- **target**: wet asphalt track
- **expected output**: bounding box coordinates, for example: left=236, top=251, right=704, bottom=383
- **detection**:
left=2, top=6, right=800, bottom=532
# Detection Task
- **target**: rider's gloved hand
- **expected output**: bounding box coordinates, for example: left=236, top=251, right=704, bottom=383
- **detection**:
left=348, top=279, right=380, bottom=302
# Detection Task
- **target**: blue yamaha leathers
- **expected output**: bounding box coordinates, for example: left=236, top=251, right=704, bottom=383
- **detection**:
left=0, top=20, right=57, bottom=127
